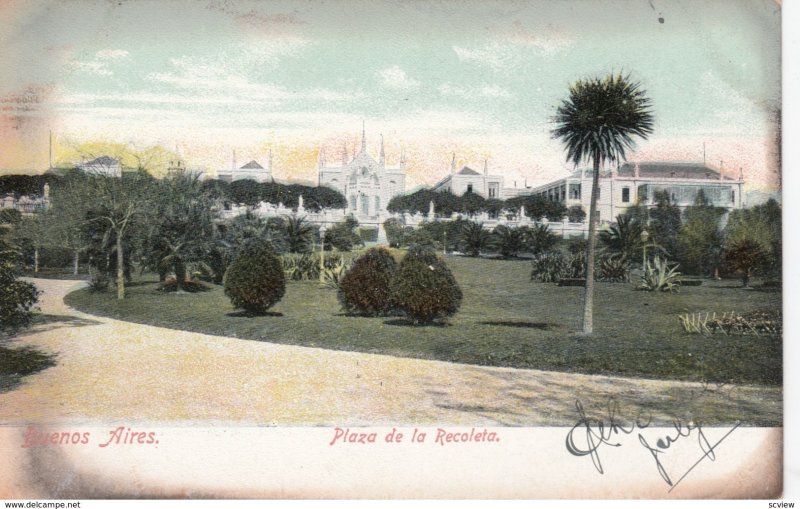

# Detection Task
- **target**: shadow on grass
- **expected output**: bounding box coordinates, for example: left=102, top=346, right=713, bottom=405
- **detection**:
left=0, top=344, right=57, bottom=393
left=384, top=318, right=450, bottom=327
left=226, top=310, right=284, bottom=318
left=478, top=320, right=559, bottom=330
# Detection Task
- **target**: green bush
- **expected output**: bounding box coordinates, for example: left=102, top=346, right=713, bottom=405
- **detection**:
left=383, top=218, right=406, bottom=248
left=224, top=239, right=286, bottom=313
left=530, top=252, right=567, bottom=283
left=356, top=227, right=378, bottom=243
left=597, top=255, right=629, bottom=282
left=338, top=247, right=397, bottom=315
left=567, top=205, right=586, bottom=223
left=530, top=251, right=588, bottom=282
left=1, top=218, right=40, bottom=333
left=325, top=217, right=362, bottom=251
left=389, top=245, right=462, bottom=324
left=282, top=252, right=347, bottom=281
left=725, top=238, right=766, bottom=287
left=0, top=266, right=40, bottom=334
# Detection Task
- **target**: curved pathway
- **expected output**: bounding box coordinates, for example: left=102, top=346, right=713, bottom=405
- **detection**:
left=0, top=279, right=782, bottom=426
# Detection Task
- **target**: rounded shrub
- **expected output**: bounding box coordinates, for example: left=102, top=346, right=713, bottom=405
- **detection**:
left=224, top=238, right=286, bottom=314
left=338, top=247, right=397, bottom=316
left=389, top=245, right=462, bottom=324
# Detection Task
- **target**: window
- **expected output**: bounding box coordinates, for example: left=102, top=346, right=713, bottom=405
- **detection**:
left=350, top=195, right=357, bottom=210
left=637, top=185, right=648, bottom=203
left=622, top=187, right=630, bottom=203
left=375, top=196, right=380, bottom=211
left=569, top=183, right=581, bottom=199
left=731, top=189, right=735, bottom=203
left=488, top=183, right=499, bottom=198
left=361, top=195, right=369, bottom=214
left=467, top=183, right=473, bottom=193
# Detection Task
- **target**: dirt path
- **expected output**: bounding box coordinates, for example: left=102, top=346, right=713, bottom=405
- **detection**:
left=0, top=278, right=782, bottom=426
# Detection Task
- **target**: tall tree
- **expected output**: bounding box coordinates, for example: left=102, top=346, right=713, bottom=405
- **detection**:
left=677, top=190, right=725, bottom=276
left=649, top=190, right=681, bottom=261
left=83, top=172, right=155, bottom=299
left=42, top=170, right=93, bottom=275
left=552, top=73, right=654, bottom=334
left=142, top=174, right=218, bottom=290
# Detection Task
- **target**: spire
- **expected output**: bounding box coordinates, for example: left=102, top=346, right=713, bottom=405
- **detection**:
left=232, top=149, right=236, bottom=172
left=450, top=153, right=456, bottom=176
left=342, top=141, right=348, bottom=167
left=483, top=158, right=488, bottom=176
left=739, top=167, right=744, bottom=181
left=269, top=149, right=273, bottom=172
left=361, top=121, right=366, bottom=154
left=379, top=134, right=385, bottom=165
left=318, top=146, right=326, bottom=169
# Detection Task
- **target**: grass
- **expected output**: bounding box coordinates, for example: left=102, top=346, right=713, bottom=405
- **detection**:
left=64, top=255, right=782, bottom=386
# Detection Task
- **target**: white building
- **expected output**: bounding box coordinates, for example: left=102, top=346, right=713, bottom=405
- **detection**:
left=77, top=156, right=122, bottom=177
left=317, top=124, right=406, bottom=221
left=528, top=161, right=746, bottom=223
left=218, top=150, right=274, bottom=183
left=431, top=155, right=524, bottom=199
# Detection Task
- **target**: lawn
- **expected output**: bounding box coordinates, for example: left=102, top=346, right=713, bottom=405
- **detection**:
left=64, top=255, right=782, bottom=386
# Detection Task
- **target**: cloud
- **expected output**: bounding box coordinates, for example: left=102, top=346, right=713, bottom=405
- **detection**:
left=68, top=49, right=130, bottom=76
left=145, top=52, right=356, bottom=103
left=95, top=49, right=129, bottom=60
left=70, top=60, right=113, bottom=76
left=452, top=43, right=512, bottom=70
left=376, top=66, right=420, bottom=90
left=438, top=83, right=511, bottom=99
left=503, top=21, right=573, bottom=54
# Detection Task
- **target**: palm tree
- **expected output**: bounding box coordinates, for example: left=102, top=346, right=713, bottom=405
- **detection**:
left=459, top=221, right=491, bottom=257
left=599, top=215, right=644, bottom=265
left=552, top=73, right=654, bottom=333
left=491, top=225, right=527, bottom=258
left=526, top=223, right=559, bottom=255
left=283, top=215, right=314, bottom=254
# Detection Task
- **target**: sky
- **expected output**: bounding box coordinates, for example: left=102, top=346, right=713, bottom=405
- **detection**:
left=0, top=0, right=782, bottom=193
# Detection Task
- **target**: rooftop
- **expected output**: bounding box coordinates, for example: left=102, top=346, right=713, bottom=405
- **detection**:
left=240, top=160, right=264, bottom=170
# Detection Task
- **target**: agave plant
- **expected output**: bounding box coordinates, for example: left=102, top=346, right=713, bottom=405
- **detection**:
left=321, top=256, right=352, bottom=290
left=640, top=256, right=681, bottom=292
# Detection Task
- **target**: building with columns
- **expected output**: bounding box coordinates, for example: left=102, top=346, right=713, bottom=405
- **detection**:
left=218, top=150, right=274, bottom=183
left=527, top=161, right=746, bottom=223
left=317, top=124, right=406, bottom=221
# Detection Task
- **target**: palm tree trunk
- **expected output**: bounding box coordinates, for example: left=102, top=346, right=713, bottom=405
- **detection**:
left=116, top=234, right=125, bottom=300
left=34, top=247, right=39, bottom=273
left=72, top=249, right=79, bottom=275
left=175, top=258, right=186, bottom=292
left=582, top=157, right=601, bottom=334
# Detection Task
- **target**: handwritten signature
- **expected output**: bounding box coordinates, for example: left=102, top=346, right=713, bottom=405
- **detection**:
left=565, top=398, right=740, bottom=491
